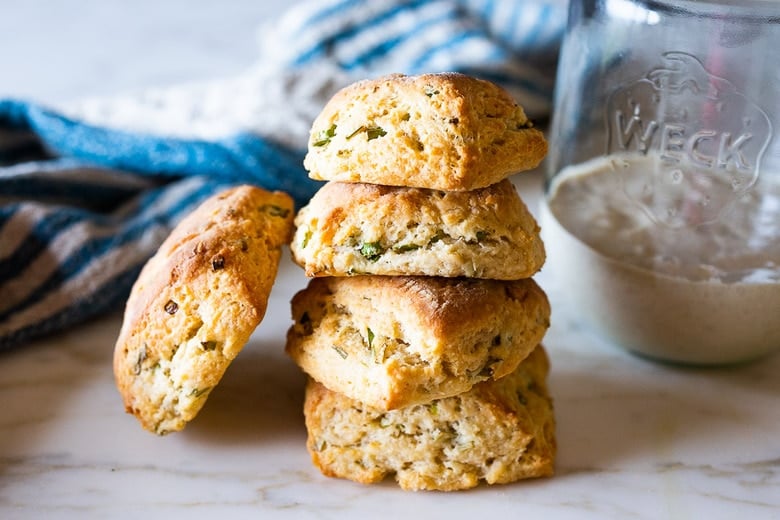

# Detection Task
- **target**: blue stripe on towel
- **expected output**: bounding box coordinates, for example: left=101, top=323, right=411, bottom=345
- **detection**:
left=295, top=0, right=367, bottom=31
left=0, top=207, right=96, bottom=285
left=518, top=3, right=553, bottom=54
left=0, top=205, right=15, bottom=228
left=342, top=9, right=460, bottom=69
left=0, top=267, right=142, bottom=349
left=0, top=174, right=146, bottom=210
left=0, top=179, right=219, bottom=324
left=3, top=101, right=317, bottom=207
left=409, top=28, right=487, bottom=70
left=292, top=0, right=431, bottom=68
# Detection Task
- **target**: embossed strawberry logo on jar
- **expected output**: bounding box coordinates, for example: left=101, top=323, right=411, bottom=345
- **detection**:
left=606, top=51, right=772, bottom=227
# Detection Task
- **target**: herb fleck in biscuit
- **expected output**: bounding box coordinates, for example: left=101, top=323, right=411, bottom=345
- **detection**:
left=113, top=185, right=294, bottom=435
left=291, top=179, right=545, bottom=279
left=304, top=72, right=547, bottom=191
left=286, top=276, right=551, bottom=410
left=304, top=345, right=556, bottom=491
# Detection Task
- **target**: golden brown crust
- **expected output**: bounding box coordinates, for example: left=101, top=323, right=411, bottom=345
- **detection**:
left=303, top=73, right=547, bottom=190
left=290, top=180, right=545, bottom=279
left=113, top=185, right=294, bottom=434
left=286, top=276, right=551, bottom=410
left=304, top=345, right=556, bottom=491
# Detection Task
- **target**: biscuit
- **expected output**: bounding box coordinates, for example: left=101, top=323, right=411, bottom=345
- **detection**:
left=303, top=345, right=555, bottom=491
left=303, top=73, right=547, bottom=191
left=291, top=179, right=545, bottom=279
left=113, top=185, right=294, bottom=435
left=286, top=275, right=550, bottom=410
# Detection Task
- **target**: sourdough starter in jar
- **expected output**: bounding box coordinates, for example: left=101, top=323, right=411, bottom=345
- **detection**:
left=545, top=0, right=780, bottom=364
left=541, top=155, right=780, bottom=364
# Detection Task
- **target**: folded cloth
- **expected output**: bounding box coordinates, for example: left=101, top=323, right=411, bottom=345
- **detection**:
left=0, top=0, right=566, bottom=350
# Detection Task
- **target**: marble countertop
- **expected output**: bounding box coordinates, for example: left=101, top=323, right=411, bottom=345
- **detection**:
left=1, top=2, right=779, bottom=519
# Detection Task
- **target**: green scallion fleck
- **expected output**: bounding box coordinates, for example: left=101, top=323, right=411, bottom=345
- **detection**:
left=372, top=343, right=386, bottom=364
left=346, top=126, right=364, bottom=139
left=366, top=126, right=387, bottom=140
left=201, top=340, right=218, bottom=351
left=427, top=230, right=446, bottom=246
left=301, top=229, right=313, bottom=249
left=312, top=124, right=337, bottom=147
left=346, top=125, right=387, bottom=141
left=393, top=243, right=420, bottom=253
left=134, top=345, right=147, bottom=375
left=366, top=328, right=386, bottom=364
left=190, top=387, right=211, bottom=398
left=260, top=204, right=290, bottom=218
left=332, top=345, right=348, bottom=359
left=359, top=241, right=385, bottom=262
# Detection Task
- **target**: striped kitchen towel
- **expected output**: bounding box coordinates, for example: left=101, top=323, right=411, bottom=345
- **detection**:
left=0, top=0, right=566, bottom=350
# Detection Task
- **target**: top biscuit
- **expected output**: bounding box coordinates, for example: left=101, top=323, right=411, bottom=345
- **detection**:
left=304, top=73, right=547, bottom=191
left=113, top=185, right=294, bottom=435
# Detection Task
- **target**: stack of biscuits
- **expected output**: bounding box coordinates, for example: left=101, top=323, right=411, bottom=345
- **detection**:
left=286, top=73, right=555, bottom=491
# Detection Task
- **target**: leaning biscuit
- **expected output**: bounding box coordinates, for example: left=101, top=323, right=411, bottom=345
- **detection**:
left=286, top=276, right=550, bottom=410
left=291, top=179, right=545, bottom=279
left=304, top=345, right=556, bottom=491
left=113, top=185, right=294, bottom=435
left=304, top=72, right=547, bottom=191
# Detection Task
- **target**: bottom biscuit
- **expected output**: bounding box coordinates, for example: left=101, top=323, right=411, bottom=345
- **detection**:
left=303, top=345, right=556, bottom=491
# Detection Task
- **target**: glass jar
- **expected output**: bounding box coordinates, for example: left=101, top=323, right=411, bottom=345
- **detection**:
left=542, top=0, right=780, bottom=364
